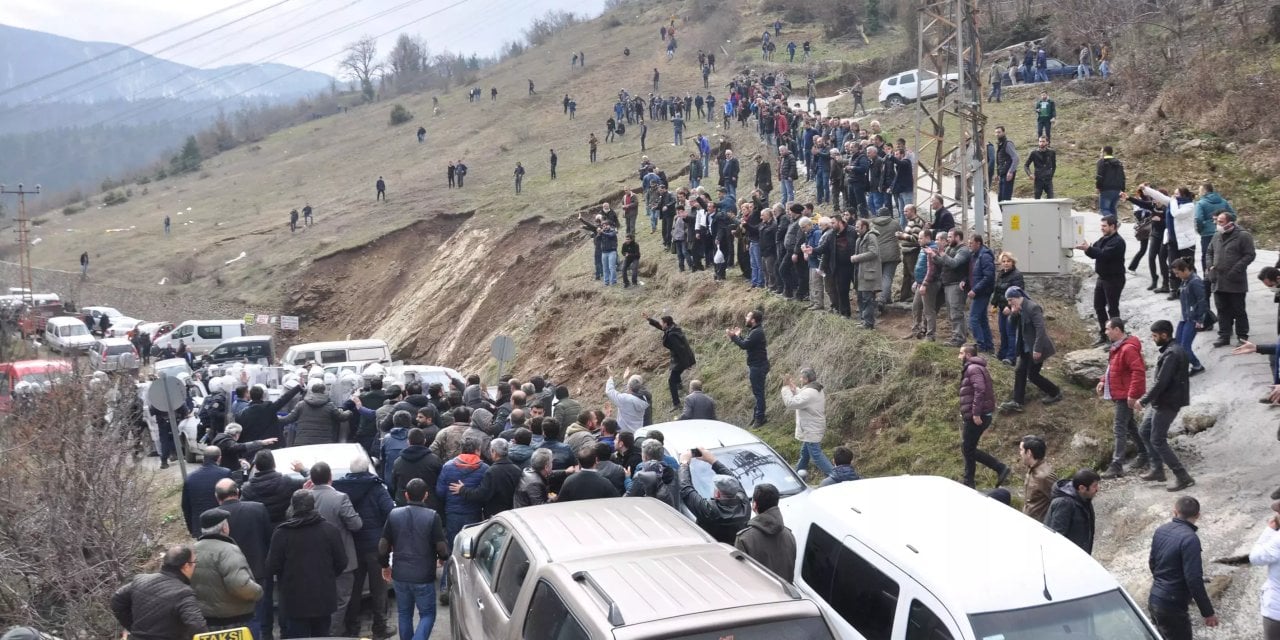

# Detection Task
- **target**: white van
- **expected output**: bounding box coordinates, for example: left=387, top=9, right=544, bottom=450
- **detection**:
left=782, top=476, right=1159, bottom=640
left=152, top=320, right=247, bottom=355
left=44, top=316, right=96, bottom=354
left=281, top=339, right=391, bottom=367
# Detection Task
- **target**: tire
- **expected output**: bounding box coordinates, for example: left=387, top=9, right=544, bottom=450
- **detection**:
left=886, top=94, right=905, bottom=108
left=448, top=563, right=463, bottom=640
left=945, top=80, right=958, bottom=95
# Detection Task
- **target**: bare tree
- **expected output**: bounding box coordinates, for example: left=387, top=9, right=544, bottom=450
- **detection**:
left=339, top=35, right=384, bottom=102
left=522, top=10, right=581, bottom=46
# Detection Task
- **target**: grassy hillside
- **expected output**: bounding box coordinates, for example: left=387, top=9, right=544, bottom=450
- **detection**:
left=23, top=0, right=1119, bottom=487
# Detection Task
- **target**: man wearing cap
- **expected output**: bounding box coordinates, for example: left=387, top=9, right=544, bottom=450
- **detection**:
left=267, top=490, right=348, bottom=638
left=999, top=287, right=1063, bottom=412
left=678, top=448, right=751, bottom=544
left=190, top=508, right=262, bottom=632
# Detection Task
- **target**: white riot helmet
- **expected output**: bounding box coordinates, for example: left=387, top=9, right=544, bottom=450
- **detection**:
left=362, top=363, right=386, bottom=381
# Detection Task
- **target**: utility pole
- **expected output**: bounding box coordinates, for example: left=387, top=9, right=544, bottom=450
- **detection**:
left=915, top=0, right=987, bottom=234
left=0, top=183, right=39, bottom=307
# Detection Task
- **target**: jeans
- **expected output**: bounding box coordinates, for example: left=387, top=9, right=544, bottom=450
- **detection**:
left=1036, top=118, right=1052, bottom=142
left=795, top=441, right=834, bottom=476
left=648, top=206, right=659, bottom=232
left=944, top=283, right=969, bottom=343
left=1110, top=400, right=1146, bottom=465
left=346, top=550, right=389, bottom=633
left=601, top=251, right=618, bottom=285
left=1034, top=68, right=1048, bottom=83
left=857, top=290, right=877, bottom=327
left=674, top=239, right=688, bottom=271
left=748, top=365, right=768, bottom=423
left=997, top=311, right=1017, bottom=361
left=968, top=292, right=993, bottom=351
left=1012, top=355, right=1060, bottom=404
left=1139, top=406, right=1187, bottom=475
left=989, top=82, right=1002, bottom=102
left=1076, top=64, right=1091, bottom=79
left=868, top=191, right=886, bottom=215
left=749, top=242, right=763, bottom=286
left=997, top=172, right=1015, bottom=202
left=515, top=177, right=522, bottom=194
left=1093, top=275, right=1125, bottom=335
left=1147, top=603, right=1191, bottom=640
left=961, top=414, right=1004, bottom=487
left=622, top=258, right=639, bottom=286
left=814, top=171, right=829, bottom=204
left=780, top=178, right=794, bottom=204
left=394, top=580, right=438, bottom=640
left=895, top=191, right=913, bottom=224
left=878, top=261, right=898, bottom=306
left=1175, top=320, right=1202, bottom=368
left=690, top=177, right=700, bottom=189
left=1215, top=290, right=1250, bottom=340
left=1098, top=190, right=1121, bottom=216
left=674, top=130, right=683, bottom=145
left=252, top=575, right=274, bottom=640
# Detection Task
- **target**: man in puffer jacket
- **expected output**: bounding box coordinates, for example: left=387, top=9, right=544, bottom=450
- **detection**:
left=781, top=368, right=831, bottom=477
left=392, top=427, right=443, bottom=509
left=111, top=545, right=209, bottom=640
left=734, top=484, right=797, bottom=581
left=958, top=345, right=1008, bottom=488
left=282, top=382, right=351, bottom=446
left=378, top=411, right=412, bottom=489
left=191, top=509, right=262, bottom=631
left=241, top=450, right=306, bottom=527
left=1098, top=318, right=1148, bottom=479
left=436, top=436, right=489, bottom=554
left=1193, top=182, right=1235, bottom=269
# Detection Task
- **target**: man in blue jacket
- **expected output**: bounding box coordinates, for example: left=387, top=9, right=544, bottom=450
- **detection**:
left=966, top=234, right=997, bottom=353
left=182, top=446, right=231, bottom=537
left=334, top=456, right=396, bottom=638
left=1147, top=496, right=1218, bottom=639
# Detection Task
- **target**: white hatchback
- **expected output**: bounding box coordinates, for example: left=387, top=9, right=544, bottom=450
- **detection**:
left=878, top=68, right=961, bottom=107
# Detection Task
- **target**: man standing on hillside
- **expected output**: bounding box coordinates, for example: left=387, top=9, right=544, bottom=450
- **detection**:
left=958, top=345, right=1008, bottom=489
left=447, top=162, right=455, bottom=188
left=302, top=203, right=313, bottom=226
left=1207, top=210, right=1256, bottom=347
left=999, top=287, right=1063, bottom=413
left=1096, top=146, right=1126, bottom=216
left=1147, top=496, right=1218, bottom=638
left=549, top=149, right=557, bottom=179
left=1025, top=136, right=1057, bottom=199
left=289, top=209, right=299, bottom=233
left=993, top=126, right=1018, bottom=202
left=721, top=149, right=740, bottom=201
left=455, top=161, right=467, bottom=188
left=375, top=177, right=386, bottom=201
left=1098, top=318, right=1149, bottom=480
left=80, top=251, right=89, bottom=277
left=1034, top=91, right=1056, bottom=143
left=644, top=313, right=696, bottom=412
left=728, top=309, right=769, bottom=428
left=929, top=229, right=972, bottom=347
left=1077, top=215, right=1127, bottom=347
left=513, top=162, right=525, bottom=195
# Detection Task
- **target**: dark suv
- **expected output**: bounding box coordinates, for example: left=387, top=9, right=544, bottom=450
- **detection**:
left=202, top=336, right=275, bottom=366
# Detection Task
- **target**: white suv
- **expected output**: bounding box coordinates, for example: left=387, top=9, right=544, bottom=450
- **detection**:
left=878, top=68, right=960, bottom=108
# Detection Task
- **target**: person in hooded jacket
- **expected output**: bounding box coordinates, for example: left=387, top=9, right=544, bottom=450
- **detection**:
left=958, top=345, right=1009, bottom=488
left=393, top=427, right=443, bottom=509
left=734, top=484, right=797, bottom=581
left=1193, top=182, right=1235, bottom=271
left=451, top=438, right=521, bottom=518
left=267, top=490, right=348, bottom=638
left=463, top=408, right=495, bottom=460
left=679, top=449, right=751, bottom=544
left=1045, top=468, right=1101, bottom=554
left=436, top=436, right=489, bottom=554
left=869, top=210, right=902, bottom=309
left=333, top=456, right=397, bottom=638
left=282, top=382, right=351, bottom=446
left=645, top=313, right=697, bottom=410
left=379, top=410, right=413, bottom=490
left=626, top=439, right=679, bottom=510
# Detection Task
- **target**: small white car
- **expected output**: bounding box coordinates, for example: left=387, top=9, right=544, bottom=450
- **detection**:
left=878, top=68, right=961, bottom=107
left=105, top=317, right=143, bottom=338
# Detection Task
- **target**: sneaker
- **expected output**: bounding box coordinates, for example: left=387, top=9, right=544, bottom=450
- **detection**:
left=1000, top=358, right=1015, bottom=366
left=998, top=401, right=1024, bottom=413
left=1042, top=392, right=1064, bottom=405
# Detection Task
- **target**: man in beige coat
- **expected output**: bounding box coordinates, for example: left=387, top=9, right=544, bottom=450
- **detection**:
left=191, top=508, right=262, bottom=631
left=781, top=367, right=832, bottom=479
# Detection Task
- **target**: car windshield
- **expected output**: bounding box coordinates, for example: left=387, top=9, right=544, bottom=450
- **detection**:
left=969, top=589, right=1156, bottom=640
left=665, top=616, right=833, bottom=640
left=687, top=442, right=806, bottom=499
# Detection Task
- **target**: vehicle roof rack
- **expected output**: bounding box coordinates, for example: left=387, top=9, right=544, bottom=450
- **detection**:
left=732, top=550, right=802, bottom=599
left=572, top=570, right=625, bottom=626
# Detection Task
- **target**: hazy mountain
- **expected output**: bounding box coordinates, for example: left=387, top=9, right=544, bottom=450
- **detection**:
left=0, top=24, right=333, bottom=107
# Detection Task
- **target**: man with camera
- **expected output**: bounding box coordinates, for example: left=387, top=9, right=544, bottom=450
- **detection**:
left=678, top=447, right=750, bottom=544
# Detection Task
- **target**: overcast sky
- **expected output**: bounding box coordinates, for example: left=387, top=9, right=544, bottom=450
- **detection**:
left=0, top=0, right=607, bottom=75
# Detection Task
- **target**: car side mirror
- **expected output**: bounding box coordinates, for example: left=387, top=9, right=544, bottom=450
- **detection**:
left=459, top=534, right=475, bottom=559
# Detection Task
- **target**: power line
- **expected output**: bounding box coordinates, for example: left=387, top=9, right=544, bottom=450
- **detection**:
left=25, top=0, right=301, bottom=105
left=0, top=0, right=262, bottom=100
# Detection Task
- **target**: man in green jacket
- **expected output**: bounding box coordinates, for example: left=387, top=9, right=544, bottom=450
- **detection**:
left=191, top=508, right=263, bottom=631
left=1193, top=182, right=1235, bottom=271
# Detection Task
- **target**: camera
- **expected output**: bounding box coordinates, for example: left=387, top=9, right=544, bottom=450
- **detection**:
left=691, top=448, right=702, bottom=458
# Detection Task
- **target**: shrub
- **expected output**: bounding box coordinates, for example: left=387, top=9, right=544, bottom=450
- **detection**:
left=61, top=204, right=84, bottom=216
left=602, top=14, right=623, bottom=29
left=102, top=190, right=128, bottom=207
left=136, top=176, right=151, bottom=185
left=165, top=257, right=198, bottom=284
left=389, top=103, right=414, bottom=125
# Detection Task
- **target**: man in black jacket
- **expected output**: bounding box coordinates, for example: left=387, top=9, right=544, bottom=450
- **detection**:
left=111, top=545, right=208, bottom=640
left=215, top=479, right=276, bottom=640
left=451, top=438, right=522, bottom=517
left=267, top=490, right=348, bottom=638
left=1024, top=136, right=1057, bottom=199
left=1077, top=215, right=1128, bottom=346
left=1045, top=468, right=1100, bottom=554
left=1137, top=320, right=1195, bottom=491
left=645, top=313, right=697, bottom=411
left=242, top=450, right=306, bottom=527
left=720, top=149, right=740, bottom=200
left=211, top=424, right=276, bottom=479
left=333, top=457, right=397, bottom=638
left=237, top=383, right=304, bottom=445
left=182, top=446, right=231, bottom=537
left=392, top=428, right=444, bottom=509
left=728, top=309, right=769, bottom=428
left=1147, top=496, right=1218, bottom=639
left=678, top=449, right=751, bottom=544
left=557, top=447, right=621, bottom=502
left=1096, top=146, right=1126, bottom=216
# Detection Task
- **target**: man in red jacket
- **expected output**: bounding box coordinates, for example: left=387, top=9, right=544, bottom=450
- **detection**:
left=1097, top=318, right=1149, bottom=479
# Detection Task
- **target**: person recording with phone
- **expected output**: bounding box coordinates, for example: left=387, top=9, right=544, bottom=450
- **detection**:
left=677, top=447, right=750, bottom=544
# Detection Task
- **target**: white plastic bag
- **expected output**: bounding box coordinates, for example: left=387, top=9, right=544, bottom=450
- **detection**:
left=714, top=247, right=725, bottom=264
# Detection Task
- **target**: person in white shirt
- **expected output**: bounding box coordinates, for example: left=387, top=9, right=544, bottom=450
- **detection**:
left=604, top=366, right=649, bottom=432
left=1252, top=501, right=1280, bottom=639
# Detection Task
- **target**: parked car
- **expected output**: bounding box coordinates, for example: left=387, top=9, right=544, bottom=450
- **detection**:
left=43, top=316, right=96, bottom=354
left=135, top=321, right=175, bottom=341
left=448, top=498, right=835, bottom=640
left=635, top=420, right=809, bottom=511
left=878, top=68, right=960, bottom=107
left=202, top=335, right=275, bottom=367
left=384, top=363, right=463, bottom=390
left=82, top=306, right=139, bottom=335
left=105, top=317, right=143, bottom=338
left=152, top=320, right=247, bottom=355
left=1013, top=57, right=1077, bottom=82
left=780, top=476, right=1160, bottom=639
left=153, top=357, right=194, bottom=379
left=0, top=359, right=73, bottom=412
left=89, top=337, right=140, bottom=372
left=267, top=443, right=370, bottom=480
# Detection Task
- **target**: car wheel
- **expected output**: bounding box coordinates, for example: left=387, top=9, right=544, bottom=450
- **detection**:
left=886, top=94, right=904, bottom=108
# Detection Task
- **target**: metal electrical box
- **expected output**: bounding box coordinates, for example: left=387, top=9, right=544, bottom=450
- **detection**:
left=997, top=198, right=1081, bottom=275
